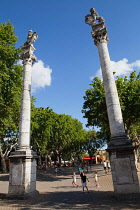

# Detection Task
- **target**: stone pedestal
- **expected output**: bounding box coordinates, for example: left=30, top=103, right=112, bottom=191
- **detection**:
left=85, top=8, right=140, bottom=193
left=107, top=144, right=140, bottom=193
left=7, top=150, right=39, bottom=199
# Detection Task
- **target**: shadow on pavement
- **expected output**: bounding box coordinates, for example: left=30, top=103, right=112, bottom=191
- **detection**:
left=1, top=191, right=140, bottom=210
left=0, top=174, right=9, bottom=181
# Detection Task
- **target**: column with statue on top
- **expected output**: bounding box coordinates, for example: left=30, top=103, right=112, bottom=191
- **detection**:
left=7, top=30, right=39, bottom=199
left=85, top=8, right=140, bottom=193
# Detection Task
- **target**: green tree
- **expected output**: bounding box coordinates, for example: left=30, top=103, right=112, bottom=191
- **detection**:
left=31, top=106, right=54, bottom=164
left=0, top=21, right=22, bottom=172
left=48, top=114, right=85, bottom=164
left=116, top=71, right=140, bottom=134
left=60, top=118, right=86, bottom=162
left=83, top=130, right=106, bottom=161
left=0, top=21, right=22, bottom=136
left=82, top=71, right=140, bottom=141
left=82, top=77, right=110, bottom=141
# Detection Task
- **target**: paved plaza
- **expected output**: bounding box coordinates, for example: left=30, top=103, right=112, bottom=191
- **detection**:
left=0, top=164, right=140, bottom=210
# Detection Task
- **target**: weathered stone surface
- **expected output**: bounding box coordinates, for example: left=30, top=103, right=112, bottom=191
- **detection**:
left=115, top=158, right=133, bottom=184
left=85, top=8, right=140, bottom=193
left=7, top=31, right=38, bottom=199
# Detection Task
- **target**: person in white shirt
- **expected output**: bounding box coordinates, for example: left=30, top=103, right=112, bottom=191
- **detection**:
left=103, top=161, right=107, bottom=174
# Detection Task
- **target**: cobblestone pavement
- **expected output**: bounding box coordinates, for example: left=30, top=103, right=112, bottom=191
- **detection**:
left=0, top=164, right=140, bottom=210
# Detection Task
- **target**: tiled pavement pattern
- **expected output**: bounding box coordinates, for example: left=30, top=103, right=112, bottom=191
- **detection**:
left=0, top=164, right=140, bottom=210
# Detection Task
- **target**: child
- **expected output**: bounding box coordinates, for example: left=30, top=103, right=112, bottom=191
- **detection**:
left=72, top=172, right=78, bottom=187
left=94, top=171, right=100, bottom=187
left=81, top=173, right=89, bottom=193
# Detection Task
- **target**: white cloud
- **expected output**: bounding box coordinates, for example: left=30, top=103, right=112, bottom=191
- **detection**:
left=31, top=60, right=52, bottom=93
left=90, top=58, right=140, bottom=80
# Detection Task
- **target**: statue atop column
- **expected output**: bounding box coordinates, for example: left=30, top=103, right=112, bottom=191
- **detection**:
left=85, top=8, right=109, bottom=45
left=19, top=30, right=38, bottom=64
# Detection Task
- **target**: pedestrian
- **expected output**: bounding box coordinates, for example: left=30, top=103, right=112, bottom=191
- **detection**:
left=107, top=161, right=111, bottom=172
left=54, top=166, right=58, bottom=176
left=89, top=162, right=92, bottom=170
left=72, top=172, right=78, bottom=187
left=81, top=173, right=89, bottom=194
left=85, top=163, right=89, bottom=173
left=78, top=165, right=82, bottom=174
left=103, top=161, right=107, bottom=174
left=94, top=171, right=100, bottom=187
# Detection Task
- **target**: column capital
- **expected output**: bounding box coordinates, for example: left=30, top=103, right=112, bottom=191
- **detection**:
left=85, top=8, right=109, bottom=46
left=19, top=30, right=38, bottom=65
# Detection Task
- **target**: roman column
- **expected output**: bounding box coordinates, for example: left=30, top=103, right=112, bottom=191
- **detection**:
left=85, top=8, right=140, bottom=193
left=7, top=30, right=39, bottom=199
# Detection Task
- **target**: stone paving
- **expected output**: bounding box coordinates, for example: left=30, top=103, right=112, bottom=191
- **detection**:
left=0, top=164, right=140, bottom=210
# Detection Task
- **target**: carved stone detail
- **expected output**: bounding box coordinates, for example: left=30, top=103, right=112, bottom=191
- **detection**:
left=85, top=8, right=109, bottom=45
left=19, top=30, right=38, bottom=65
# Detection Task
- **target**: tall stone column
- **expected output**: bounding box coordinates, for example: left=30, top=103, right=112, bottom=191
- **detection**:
left=85, top=8, right=140, bottom=193
left=7, top=30, right=39, bottom=199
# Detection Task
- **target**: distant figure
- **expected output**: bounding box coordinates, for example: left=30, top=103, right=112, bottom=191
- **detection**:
left=107, top=161, right=111, bottom=173
left=80, top=170, right=84, bottom=181
left=103, top=161, right=107, bottom=174
left=72, top=172, right=78, bottom=187
left=78, top=165, right=82, bottom=174
left=85, top=163, right=89, bottom=173
left=54, top=166, right=58, bottom=176
left=72, top=161, right=75, bottom=167
left=94, top=171, right=100, bottom=187
left=81, top=173, right=89, bottom=194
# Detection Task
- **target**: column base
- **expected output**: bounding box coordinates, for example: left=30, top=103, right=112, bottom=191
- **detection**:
left=7, top=150, right=39, bottom=199
left=6, top=190, right=39, bottom=200
left=107, top=135, right=133, bottom=151
left=107, top=136, right=140, bottom=193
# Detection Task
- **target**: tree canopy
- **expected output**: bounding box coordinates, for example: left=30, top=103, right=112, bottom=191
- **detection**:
left=83, top=130, right=106, bottom=160
left=0, top=21, right=23, bottom=172
left=0, top=21, right=22, bottom=139
left=31, top=108, right=86, bottom=163
left=82, top=71, right=140, bottom=141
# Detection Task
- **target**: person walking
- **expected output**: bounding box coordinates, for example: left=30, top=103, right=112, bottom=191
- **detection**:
left=54, top=166, right=58, bottom=176
left=81, top=173, right=89, bottom=194
left=94, top=171, right=100, bottom=187
left=107, top=161, right=111, bottom=173
left=72, top=172, right=78, bottom=187
left=103, top=161, right=107, bottom=174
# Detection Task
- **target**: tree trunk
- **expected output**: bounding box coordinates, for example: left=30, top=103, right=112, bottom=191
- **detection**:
left=0, top=154, right=7, bottom=173
left=38, top=156, right=42, bottom=166
left=45, top=155, right=47, bottom=170
left=58, top=153, right=61, bottom=165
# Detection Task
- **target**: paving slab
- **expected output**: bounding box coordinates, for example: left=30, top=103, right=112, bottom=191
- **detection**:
left=0, top=164, right=140, bottom=210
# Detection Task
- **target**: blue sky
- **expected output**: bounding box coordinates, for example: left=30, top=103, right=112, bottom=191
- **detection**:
left=1, top=0, right=140, bottom=129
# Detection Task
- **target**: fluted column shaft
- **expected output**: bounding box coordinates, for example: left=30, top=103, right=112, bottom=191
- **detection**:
left=97, top=42, right=126, bottom=138
left=18, top=60, right=32, bottom=150
left=18, top=30, right=38, bottom=150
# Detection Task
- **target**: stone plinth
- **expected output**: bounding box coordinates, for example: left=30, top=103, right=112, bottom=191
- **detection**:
left=7, top=150, right=39, bottom=199
left=107, top=145, right=140, bottom=193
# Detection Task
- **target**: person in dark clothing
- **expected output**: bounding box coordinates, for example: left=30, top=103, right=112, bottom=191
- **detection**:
left=81, top=173, right=89, bottom=193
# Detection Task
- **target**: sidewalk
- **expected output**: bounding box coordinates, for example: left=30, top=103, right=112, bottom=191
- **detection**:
left=0, top=164, right=140, bottom=210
